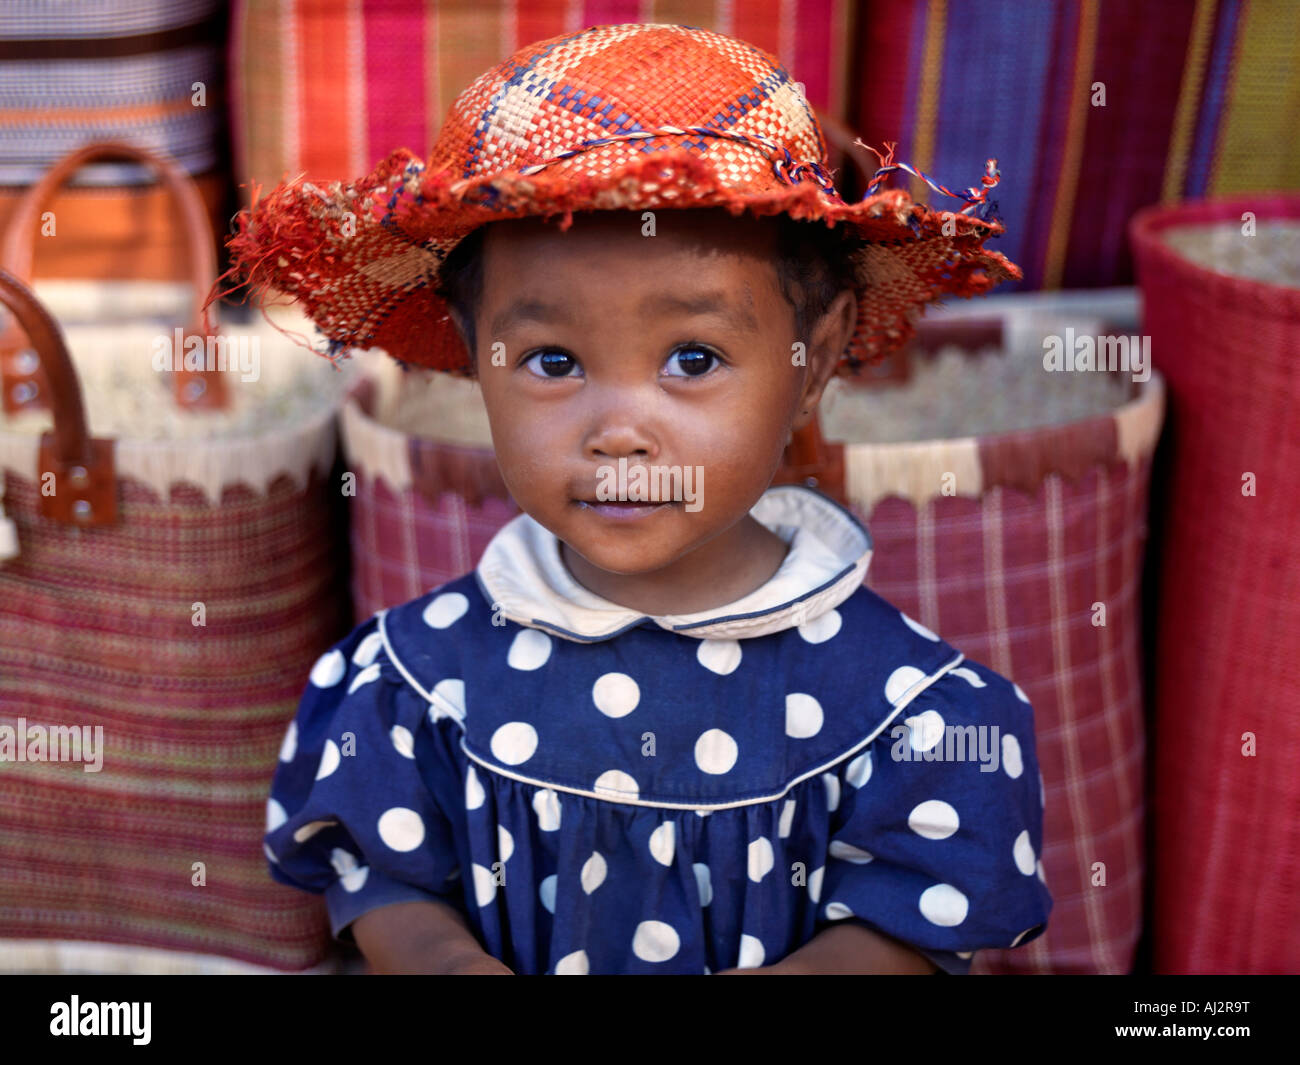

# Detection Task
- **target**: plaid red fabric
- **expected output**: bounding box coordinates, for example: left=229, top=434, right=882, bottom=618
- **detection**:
left=215, top=22, right=1020, bottom=377
left=0, top=471, right=350, bottom=970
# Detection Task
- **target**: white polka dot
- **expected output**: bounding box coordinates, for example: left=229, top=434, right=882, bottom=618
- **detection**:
left=822, top=772, right=841, bottom=813
left=632, top=920, right=680, bottom=963
left=263, top=841, right=278, bottom=864
left=330, top=848, right=367, bottom=891
left=278, top=721, right=297, bottom=763
left=737, top=934, right=765, bottom=969
left=555, top=949, right=587, bottom=974
left=825, top=901, right=854, bottom=921
left=377, top=807, right=424, bottom=852
left=694, top=808, right=711, bottom=817
left=829, top=840, right=874, bottom=864
left=352, top=631, right=383, bottom=667
left=293, top=819, right=335, bottom=843
left=919, top=883, right=968, bottom=927
left=778, top=798, right=796, bottom=839
left=315, top=739, right=340, bottom=780
left=431, top=678, right=465, bottom=723
left=310, top=649, right=346, bottom=688
left=885, top=665, right=929, bottom=705
left=1013, top=682, right=1031, bottom=703
left=900, top=611, right=940, bottom=640
left=498, top=824, right=514, bottom=863
left=747, top=837, right=774, bottom=882
left=785, top=693, right=824, bottom=738
left=580, top=851, right=607, bottom=894
left=507, top=627, right=552, bottom=670
left=347, top=662, right=380, bottom=694
left=465, top=765, right=485, bottom=810
left=1036, top=859, right=1047, bottom=884
left=539, top=874, right=556, bottom=913
left=390, top=725, right=415, bottom=759
left=533, top=788, right=561, bottom=831
left=472, top=863, right=496, bottom=906
left=593, top=769, right=638, bottom=799
left=266, top=798, right=287, bottom=832
left=592, top=672, right=639, bottom=717
left=693, top=863, right=712, bottom=906
left=649, top=822, right=675, bottom=866
left=696, top=639, right=742, bottom=674
left=956, top=951, right=973, bottom=959
left=1002, top=733, right=1024, bottom=778
left=845, top=749, right=873, bottom=788
left=950, top=666, right=986, bottom=688
left=808, top=866, right=824, bottom=904
left=905, top=709, right=946, bottom=752
left=490, top=721, right=538, bottom=765
left=798, top=609, right=842, bottom=644
left=1013, top=830, right=1036, bottom=875
left=1010, top=925, right=1039, bottom=948
left=909, top=799, right=960, bottom=840
left=423, top=592, right=468, bottom=629
left=694, top=728, right=738, bottom=774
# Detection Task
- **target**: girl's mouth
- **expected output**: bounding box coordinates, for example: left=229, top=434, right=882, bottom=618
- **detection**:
left=575, top=499, right=674, bottom=521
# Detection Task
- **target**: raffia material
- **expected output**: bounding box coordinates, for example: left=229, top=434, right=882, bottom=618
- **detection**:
left=212, top=22, right=1021, bottom=376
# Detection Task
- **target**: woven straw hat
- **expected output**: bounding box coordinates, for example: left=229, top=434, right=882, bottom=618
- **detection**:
left=213, top=22, right=1021, bottom=376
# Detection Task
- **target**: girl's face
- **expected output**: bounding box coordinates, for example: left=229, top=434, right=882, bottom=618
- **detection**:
left=459, top=208, right=850, bottom=587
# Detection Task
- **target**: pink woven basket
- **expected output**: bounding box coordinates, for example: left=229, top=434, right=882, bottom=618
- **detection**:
left=1131, top=194, right=1300, bottom=975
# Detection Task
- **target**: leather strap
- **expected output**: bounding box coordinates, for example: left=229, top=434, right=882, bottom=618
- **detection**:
left=0, top=140, right=227, bottom=414
left=0, top=267, right=117, bottom=526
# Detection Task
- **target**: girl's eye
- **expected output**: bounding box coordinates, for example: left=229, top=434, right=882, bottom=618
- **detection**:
left=663, top=345, right=720, bottom=377
left=523, top=349, right=581, bottom=378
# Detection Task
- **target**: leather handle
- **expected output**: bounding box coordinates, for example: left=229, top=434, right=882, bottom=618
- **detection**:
left=0, top=267, right=117, bottom=527
left=0, top=140, right=227, bottom=414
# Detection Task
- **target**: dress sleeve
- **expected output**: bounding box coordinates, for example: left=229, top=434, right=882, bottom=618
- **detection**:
left=263, top=615, right=466, bottom=943
left=818, top=660, right=1051, bottom=974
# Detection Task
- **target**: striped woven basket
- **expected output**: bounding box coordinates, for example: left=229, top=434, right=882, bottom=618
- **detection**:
left=1131, top=195, right=1300, bottom=975
left=0, top=0, right=230, bottom=281
left=339, top=304, right=1166, bottom=975
left=852, top=0, right=1300, bottom=291
left=0, top=142, right=356, bottom=969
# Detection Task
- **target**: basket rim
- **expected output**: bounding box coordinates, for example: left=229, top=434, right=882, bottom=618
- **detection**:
left=1129, top=192, right=1300, bottom=310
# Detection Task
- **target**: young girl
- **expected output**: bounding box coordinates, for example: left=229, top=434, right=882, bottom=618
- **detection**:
left=229, top=23, right=1051, bottom=975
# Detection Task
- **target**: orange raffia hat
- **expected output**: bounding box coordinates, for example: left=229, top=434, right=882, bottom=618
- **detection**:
left=211, top=21, right=1021, bottom=376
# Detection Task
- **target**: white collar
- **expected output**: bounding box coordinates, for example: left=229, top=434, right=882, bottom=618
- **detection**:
left=474, top=484, right=873, bottom=643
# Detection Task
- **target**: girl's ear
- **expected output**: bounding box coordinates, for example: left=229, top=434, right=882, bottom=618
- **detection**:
left=790, top=287, right=857, bottom=431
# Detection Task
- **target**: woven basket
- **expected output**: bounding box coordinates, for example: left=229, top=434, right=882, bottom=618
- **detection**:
left=1131, top=195, right=1300, bottom=975
left=0, top=147, right=356, bottom=971
left=0, top=0, right=229, bottom=279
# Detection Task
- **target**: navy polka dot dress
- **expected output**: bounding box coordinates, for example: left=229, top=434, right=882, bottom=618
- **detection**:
left=265, top=486, right=1052, bottom=974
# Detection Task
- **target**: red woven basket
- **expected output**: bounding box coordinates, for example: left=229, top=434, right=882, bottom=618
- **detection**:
left=1131, top=194, right=1300, bottom=975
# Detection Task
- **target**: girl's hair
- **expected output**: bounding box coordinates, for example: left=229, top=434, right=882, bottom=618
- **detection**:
left=434, top=213, right=863, bottom=367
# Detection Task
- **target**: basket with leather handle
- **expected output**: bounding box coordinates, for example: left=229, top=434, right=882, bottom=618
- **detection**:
left=0, top=259, right=351, bottom=970
left=0, top=141, right=230, bottom=415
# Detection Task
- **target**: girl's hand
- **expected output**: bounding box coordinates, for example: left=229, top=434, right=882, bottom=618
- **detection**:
left=443, top=953, right=515, bottom=975
left=712, top=959, right=807, bottom=975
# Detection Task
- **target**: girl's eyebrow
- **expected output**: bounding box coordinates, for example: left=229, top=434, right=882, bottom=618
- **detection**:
left=489, top=291, right=759, bottom=338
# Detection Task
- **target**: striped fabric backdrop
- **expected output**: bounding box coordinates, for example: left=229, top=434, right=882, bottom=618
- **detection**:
left=230, top=0, right=856, bottom=191
left=853, top=0, right=1300, bottom=291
